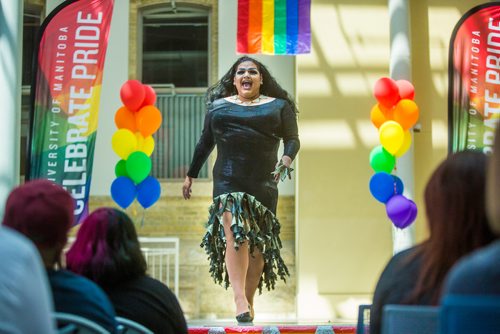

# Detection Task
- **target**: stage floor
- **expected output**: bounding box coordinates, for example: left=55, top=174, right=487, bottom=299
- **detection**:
left=187, top=320, right=357, bottom=333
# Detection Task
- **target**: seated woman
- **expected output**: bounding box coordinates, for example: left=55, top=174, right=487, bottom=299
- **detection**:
left=441, top=125, right=500, bottom=296
left=2, top=180, right=117, bottom=333
left=369, top=150, right=495, bottom=334
left=66, top=207, right=188, bottom=334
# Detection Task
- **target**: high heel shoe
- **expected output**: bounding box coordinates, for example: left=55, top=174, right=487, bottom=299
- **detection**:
left=236, top=304, right=254, bottom=324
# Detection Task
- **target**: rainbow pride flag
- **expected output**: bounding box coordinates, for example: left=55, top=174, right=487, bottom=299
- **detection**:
left=237, top=0, right=311, bottom=55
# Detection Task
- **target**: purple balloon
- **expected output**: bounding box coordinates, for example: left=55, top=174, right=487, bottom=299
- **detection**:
left=399, top=200, right=418, bottom=228
left=386, top=195, right=413, bottom=228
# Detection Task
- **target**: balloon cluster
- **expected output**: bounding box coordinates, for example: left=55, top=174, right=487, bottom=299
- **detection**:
left=369, top=77, right=419, bottom=229
left=110, top=80, right=162, bottom=209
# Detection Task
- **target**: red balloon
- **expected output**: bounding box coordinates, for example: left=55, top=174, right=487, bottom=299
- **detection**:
left=120, top=80, right=146, bottom=111
left=374, top=77, right=400, bottom=108
left=396, top=80, right=415, bottom=100
left=141, top=85, right=157, bottom=107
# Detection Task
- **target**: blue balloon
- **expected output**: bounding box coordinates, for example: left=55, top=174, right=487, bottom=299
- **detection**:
left=392, top=175, right=404, bottom=195
left=369, top=172, right=395, bottom=203
left=137, top=176, right=161, bottom=209
left=110, top=176, right=136, bottom=209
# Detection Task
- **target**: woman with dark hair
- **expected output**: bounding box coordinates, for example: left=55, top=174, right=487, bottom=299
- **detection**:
left=369, top=150, right=495, bottom=334
left=66, top=207, right=188, bottom=334
left=441, top=125, right=500, bottom=296
left=182, top=56, right=300, bottom=322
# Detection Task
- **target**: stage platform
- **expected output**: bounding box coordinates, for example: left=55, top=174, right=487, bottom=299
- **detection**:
left=188, top=323, right=357, bottom=333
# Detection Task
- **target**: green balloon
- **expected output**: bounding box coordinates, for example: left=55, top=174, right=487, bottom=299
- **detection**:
left=115, top=160, right=128, bottom=177
left=125, top=151, right=152, bottom=184
left=370, top=145, right=396, bottom=173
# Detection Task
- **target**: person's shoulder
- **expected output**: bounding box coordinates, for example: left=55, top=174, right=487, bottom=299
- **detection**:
left=0, top=226, right=36, bottom=256
left=450, top=241, right=500, bottom=278
left=209, top=98, right=228, bottom=109
left=52, top=270, right=108, bottom=294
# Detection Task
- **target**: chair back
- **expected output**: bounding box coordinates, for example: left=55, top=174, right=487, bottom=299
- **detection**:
left=441, top=294, right=500, bottom=334
left=356, top=304, right=371, bottom=334
left=53, top=312, right=109, bottom=334
left=116, top=317, right=154, bottom=334
left=381, top=304, right=439, bottom=334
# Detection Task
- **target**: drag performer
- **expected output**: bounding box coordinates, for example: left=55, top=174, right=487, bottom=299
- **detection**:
left=182, top=56, right=300, bottom=323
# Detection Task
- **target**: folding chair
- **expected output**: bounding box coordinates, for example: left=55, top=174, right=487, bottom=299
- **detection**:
left=356, top=304, right=371, bottom=334
left=381, top=304, right=439, bottom=334
left=441, top=294, right=500, bottom=334
left=116, top=317, right=153, bottom=334
left=53, top=312, right=109, bottom=334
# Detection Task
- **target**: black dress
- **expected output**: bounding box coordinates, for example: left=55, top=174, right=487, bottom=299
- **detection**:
left=187, top=98, right=300, bottom=292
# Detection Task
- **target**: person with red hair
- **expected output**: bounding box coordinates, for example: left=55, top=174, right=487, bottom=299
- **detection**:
left=2, top=179, right=117, bottom=333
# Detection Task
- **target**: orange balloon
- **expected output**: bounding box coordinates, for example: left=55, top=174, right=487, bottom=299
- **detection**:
left=136, top=105, right=162, bottom=137
left=393, top=99, right=419, bottom=130
left=370, top=104, right=394, bottom=128
left=114, top=106, right=137, bottom=132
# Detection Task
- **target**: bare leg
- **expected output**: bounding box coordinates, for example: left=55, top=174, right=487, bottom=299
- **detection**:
left=245, top=248, right=264, bottom=312
left=223, top=211, right=250, bottom=315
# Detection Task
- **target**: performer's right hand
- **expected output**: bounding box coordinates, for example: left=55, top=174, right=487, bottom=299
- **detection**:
left=182, top=176, right=193, bottom=199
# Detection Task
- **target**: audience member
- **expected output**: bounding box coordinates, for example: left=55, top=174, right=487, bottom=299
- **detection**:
left=369, top=150, right=495, bottom=334
left=2, top=180, right=118, bottom=333
left=0, top=225, right=55, bottom=333
left=442, top=125, right=500, bottom=295
left=67, top=207, right=188, bottom=334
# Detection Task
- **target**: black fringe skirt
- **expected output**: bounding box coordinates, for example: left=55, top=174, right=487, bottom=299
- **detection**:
left=200, top=192, right=290, bottom=293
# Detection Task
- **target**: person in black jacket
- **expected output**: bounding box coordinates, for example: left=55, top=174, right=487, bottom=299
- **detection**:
left=67, top=207, right=188, bottom=334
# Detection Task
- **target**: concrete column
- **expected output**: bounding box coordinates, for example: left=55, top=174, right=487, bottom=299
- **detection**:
left=389, top=0, right=416, bottom=253
left=0, top=0, right=23, bottom=218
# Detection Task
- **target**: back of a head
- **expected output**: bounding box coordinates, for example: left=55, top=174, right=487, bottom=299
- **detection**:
left=424, top=150, right=494, bottom=252
left=67, top=207, right=147, bottom=286
left=487, top=125, right=500, bottom=234
left=2, top=179, right=74, bottom=249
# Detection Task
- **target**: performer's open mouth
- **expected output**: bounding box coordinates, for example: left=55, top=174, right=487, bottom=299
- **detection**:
left=242, top=81, right=252, bottom=89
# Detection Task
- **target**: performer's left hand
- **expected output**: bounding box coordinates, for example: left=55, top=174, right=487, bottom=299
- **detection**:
left=281, top=155, right=292, bottom=168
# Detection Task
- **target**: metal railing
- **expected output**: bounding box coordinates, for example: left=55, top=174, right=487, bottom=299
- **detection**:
left=64, top=236, right=180, bottom=296
left=152, top=88, right=208, bottom=179
left=139, top=237, right=180, bottom=296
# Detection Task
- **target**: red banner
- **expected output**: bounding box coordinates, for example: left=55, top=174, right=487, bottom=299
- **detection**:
left=27, top=0, right=114, bottom=223
left=449, top=2, right=500, bottom=153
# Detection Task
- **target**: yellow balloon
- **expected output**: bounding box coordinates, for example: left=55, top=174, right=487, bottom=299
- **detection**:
left=142, top=136, right=155, bottom=156
left=111, top=129, right=137, bottom=160
left=379, top=120, right=404, bottom=155
left=134, top=132, right=155, bottom=156
left=395, top=130, right=412, bottom=157
left=135, top=132, right=145, bottom=148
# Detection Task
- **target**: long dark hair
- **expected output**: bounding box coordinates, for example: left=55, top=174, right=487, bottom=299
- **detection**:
left=66, top=207, right=147, bottom=286
left=408, top=150, right=494, bottom=304
left=206, top=56, right=298, bottom=113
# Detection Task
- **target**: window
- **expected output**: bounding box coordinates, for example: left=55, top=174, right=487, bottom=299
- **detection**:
left=140, top=5, right=210, bottom=179
left=141, top=6, right=209, bottom=87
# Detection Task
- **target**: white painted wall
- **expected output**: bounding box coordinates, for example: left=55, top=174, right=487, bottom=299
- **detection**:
left=90, top=1, right=130, bottom=195
left=0, top=0, right=23, bottom=219
left=218, top=1, right=297, bottom=195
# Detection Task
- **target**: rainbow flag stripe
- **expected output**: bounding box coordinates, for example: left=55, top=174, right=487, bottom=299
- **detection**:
left=237, top=0, right=311, bottom=55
